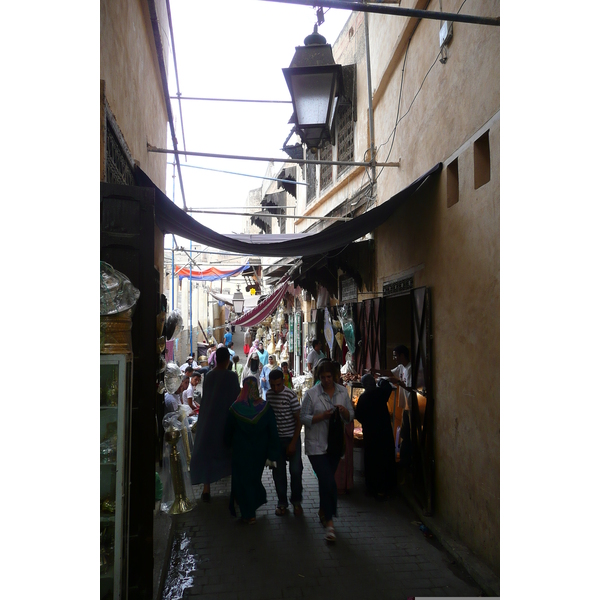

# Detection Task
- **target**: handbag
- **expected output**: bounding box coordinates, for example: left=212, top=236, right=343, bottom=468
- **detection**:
left=327, top=406, right=346, bottom=457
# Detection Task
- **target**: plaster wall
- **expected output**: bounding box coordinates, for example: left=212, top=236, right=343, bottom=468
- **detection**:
left=301, top=3, right=500, bottom=572
left=100, top=0, right=169, bottom=191
left=370, top=2, right=500, bottom=571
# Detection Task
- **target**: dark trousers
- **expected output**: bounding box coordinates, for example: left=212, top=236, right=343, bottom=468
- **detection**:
left=308, top=453, right=341, bottom=521
left=272, top=437, right=303, bottom=508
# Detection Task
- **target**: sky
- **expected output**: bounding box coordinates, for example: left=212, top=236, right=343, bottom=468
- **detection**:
left=164, top=0, right=351, bottom=242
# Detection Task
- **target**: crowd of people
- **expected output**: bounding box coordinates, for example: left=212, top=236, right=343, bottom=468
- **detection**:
left=164, top=328, right=411, bottom=543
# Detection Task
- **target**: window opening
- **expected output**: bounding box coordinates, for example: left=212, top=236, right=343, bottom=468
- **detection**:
left=473, top=130, right=491, bottom=189
left=447, top=157, right=459, bottom=208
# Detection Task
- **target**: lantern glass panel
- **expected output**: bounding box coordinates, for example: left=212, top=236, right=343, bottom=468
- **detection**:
left=291, top=72, right=334, bottom=126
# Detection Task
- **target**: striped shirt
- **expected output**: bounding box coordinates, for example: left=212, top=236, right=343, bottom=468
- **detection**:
left=266, top=387, right=300, bottom=438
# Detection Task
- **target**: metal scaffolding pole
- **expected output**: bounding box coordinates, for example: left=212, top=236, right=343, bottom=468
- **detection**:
left=258, top=0, right=500, bottom=26
left=148, top=144, right=399, bottom=168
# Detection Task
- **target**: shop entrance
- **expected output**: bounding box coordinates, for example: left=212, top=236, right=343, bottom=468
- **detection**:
left=385, top=287, right=435, bottom=515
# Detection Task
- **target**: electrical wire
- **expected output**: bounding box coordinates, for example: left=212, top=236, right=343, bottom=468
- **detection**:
left=372, top=0, right=470, bottom=184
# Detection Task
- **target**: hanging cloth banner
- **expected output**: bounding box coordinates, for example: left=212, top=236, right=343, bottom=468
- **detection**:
left=140, top=163, right=443, bottom=258
left=230, top=278, right=291, bottom=328
left=175, top=262, right=250, bottom=281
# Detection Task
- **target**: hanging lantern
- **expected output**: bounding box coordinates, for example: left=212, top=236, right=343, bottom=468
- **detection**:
left=283, top=25, right=344, bottom=152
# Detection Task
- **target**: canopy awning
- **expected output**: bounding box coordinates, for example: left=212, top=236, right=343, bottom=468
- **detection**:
left=137, top=163, right=442, bottom=258
left=175, top=262, right=250, bottom=281
left=230, top=278, right=290, bottom=328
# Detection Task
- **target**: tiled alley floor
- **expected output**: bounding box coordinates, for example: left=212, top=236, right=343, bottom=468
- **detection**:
left=161, top=443, right=483, bottom=600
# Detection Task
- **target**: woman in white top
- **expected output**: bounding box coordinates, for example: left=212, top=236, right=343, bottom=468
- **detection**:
left=300, top=360, right=354, bottom=542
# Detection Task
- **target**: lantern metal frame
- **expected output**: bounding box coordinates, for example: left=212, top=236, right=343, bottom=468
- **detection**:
left=282, top=27, right=344, bottom=152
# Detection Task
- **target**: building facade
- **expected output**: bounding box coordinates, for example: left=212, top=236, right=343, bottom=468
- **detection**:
left=287, top=1, right=500, bottom=573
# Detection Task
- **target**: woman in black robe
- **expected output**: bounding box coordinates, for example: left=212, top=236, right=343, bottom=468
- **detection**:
left=354, top=374, right=397, bottom=499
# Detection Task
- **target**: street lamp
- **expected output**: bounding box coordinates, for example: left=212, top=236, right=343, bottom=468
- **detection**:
left=232, top=286, right=244, bottom=314
left=283, top=25, right=343, bottom=152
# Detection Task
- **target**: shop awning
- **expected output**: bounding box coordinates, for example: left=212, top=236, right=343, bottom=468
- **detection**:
left=175, top=262, right=250, bottom=281
left=230, top=278, right=290, bottom=328
left=138, top=163, right=442, bottom=258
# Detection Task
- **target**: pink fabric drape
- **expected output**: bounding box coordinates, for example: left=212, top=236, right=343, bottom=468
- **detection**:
left=230, top=278, right=290, bottom=328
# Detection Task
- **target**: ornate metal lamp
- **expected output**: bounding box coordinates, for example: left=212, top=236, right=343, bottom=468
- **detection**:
left=283, top=25, right=344, bottom=152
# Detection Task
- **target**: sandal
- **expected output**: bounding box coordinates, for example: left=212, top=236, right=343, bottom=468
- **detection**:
left=242, top=517, right=256, bottom=525
left=201, top=492, right=211, bottom=503
left=293, top=504, right=303, bottom=516
left=275, top=506, right=288, bottom=516
left=324, top=526, right=336, bottom=542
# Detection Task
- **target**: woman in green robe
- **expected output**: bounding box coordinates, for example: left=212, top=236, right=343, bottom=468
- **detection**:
left=225, top=377, right=280, bottom=523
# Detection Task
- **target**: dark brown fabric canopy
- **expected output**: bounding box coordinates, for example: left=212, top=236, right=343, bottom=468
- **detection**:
left=137, top=162, right=442, bottom=258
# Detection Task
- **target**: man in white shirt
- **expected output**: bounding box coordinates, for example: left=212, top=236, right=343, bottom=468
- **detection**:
left=180, top=355, right=198, bottom=372
left=306, top=339, right=326, bottom=373
left=182, top=371, right=201, bottom=411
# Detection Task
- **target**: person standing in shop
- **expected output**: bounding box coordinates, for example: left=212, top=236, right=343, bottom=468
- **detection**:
left=190, top=347, right=240, bottom=502
left=354, top=374, right=397, bottom=499
left=306, top=339, right=326, bottom=373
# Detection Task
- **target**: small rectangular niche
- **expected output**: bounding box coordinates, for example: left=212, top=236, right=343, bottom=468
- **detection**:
left=447, top=157, right=459, bottom=208
left=474, top=130, right=491, bottom=189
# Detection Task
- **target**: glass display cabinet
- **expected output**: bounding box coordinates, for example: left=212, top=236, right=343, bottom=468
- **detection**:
left=100, top=354, right=132, bottom=600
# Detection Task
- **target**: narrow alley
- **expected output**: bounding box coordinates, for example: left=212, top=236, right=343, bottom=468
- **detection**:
left=159, top=437, right=483, bottom=600
left=155, top=321, right=486, bottom=600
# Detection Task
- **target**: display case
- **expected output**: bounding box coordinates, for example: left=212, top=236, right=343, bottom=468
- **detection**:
left=100, top=354, right=132, bottom=600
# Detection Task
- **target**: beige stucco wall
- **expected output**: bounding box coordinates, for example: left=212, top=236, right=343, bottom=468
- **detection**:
left=294, top=2, right=500, bottom=572
left=373, top=2, right=500, bottom=572
left=101, top=0, right=171, bottom=283
left=100, top=0, right=169, bottom=191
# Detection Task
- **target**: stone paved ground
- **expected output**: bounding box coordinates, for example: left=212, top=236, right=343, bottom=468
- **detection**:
left=162, top=438, right=483, bottom=600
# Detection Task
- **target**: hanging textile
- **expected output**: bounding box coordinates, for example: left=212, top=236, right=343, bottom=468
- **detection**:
left=138, top=163, right=443, bottom=258
left=230, top=278, right=290, bottom=328
left=175, top=262, right=250, bottom=281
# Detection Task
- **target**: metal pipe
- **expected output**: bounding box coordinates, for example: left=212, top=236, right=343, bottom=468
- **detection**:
left=185, top=205, right=300, bottom=209
left=259, top=0, right=500, bottom=26
left=184, top=208, right=351, bottom=221
left=148, top=144, right=399, bottom=168
left=170, top=96, right=292, bottom=104
left=171, top=162, right=176, bottom=311
left=176, top=162, right=308, bottom=186
left=363, top=8, right=377, bottom=186
left=165, top=0, right=188, bottom=160
left=189, top=239, right=193, bottom=354
left=147, top=0, right=187, bottom=209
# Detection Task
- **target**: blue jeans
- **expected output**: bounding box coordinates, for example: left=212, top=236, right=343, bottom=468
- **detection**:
left=272, top=437, right=303, bottom=508
left=308, top=453, right=341, bottom=521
